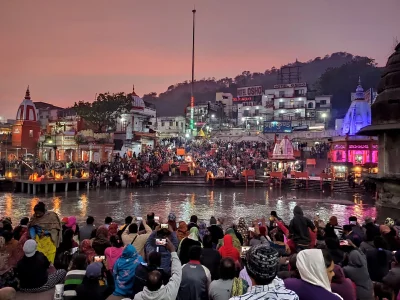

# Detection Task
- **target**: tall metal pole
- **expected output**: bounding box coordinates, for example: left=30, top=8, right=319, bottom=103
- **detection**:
left=190, top=7, right=196, bottom=132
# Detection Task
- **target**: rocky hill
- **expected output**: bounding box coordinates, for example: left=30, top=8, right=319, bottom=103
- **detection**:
left=144, top=52, right=373, bottom=116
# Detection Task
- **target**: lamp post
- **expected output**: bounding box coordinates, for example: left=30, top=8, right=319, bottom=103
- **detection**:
left=190, top=7, right=196, bottom=134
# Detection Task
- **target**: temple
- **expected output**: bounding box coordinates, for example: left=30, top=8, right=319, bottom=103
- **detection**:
left=330, top=79, right=377, bottom=166
left=11, top=87, right=41, bottom=155
left=271, top=136, right=295, bottom=161
left=358, top=43, right=400, bottom=209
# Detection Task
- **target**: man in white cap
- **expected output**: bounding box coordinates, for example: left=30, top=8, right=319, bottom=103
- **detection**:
left=16, top=240, right=66, bottom=292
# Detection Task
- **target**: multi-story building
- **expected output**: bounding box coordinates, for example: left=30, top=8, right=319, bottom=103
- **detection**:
left=262, top=83, right=332, bottom=130
left=115, top=86, right=157, bottom=156
left=34, top=102, right=64, bottom=129
left=185, top=102, right=209, bottom=131
left=150, top=116, right=186, bottom=138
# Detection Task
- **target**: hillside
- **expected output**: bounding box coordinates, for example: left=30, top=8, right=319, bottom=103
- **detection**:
left=143, top=52, right=373, bottom=116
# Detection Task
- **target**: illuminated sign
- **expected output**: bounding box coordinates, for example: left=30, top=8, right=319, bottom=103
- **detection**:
left=273, top=82, right=307, bottom=89
left=263, top=121, right=292, bottom=133
left=237, top=86, right=263, bottom=97
left=233, top=97, right=252, bottom=102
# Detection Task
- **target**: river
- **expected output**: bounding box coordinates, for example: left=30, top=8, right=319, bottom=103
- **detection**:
left=2, top=186, right=395, bottom=227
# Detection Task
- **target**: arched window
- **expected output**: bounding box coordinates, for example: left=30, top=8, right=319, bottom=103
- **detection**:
left=308, top=102, right=314, bottom=109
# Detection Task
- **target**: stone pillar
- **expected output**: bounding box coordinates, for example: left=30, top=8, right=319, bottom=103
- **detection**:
left=21, top=182, right=25, bottom=193
left=89, top=150, right=93, bottom=162
left=53, top=183, right=56, bottom=193
left=33, top=184, right=36, bottom=195
left=76, top=181, right=79, bottom=191
left=65, top=182, right=69, bottom=192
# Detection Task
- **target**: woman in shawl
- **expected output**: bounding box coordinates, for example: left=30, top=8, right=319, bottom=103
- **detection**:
left=112, top=244, right=143, bottom=298
left=0, top=236, right=19, bottom=290
left=80, top=239, right=96, bottom=263
left=218, top=234, right=240, bottom=263
left=343, top=249, right=374, bottom=300
left=92, top=226, right=111, bottom=256
left=28, top=201, right=62, bottom=263
left=217, top=228, right=241, bottom=252
left=198, top=221, right=209, bottom=242
left=108, top=223, right=118, bottom=237
left=236, top=218, right=248, bottom=246
left=331, top=265, right=357, bottom=300
left=284, top=249, right=342, bottom=300
left=178, top=227, right=202, bottom=264
left=177, top=221, right=189, bottom=242
left=65, top=216, right=79, bottom=242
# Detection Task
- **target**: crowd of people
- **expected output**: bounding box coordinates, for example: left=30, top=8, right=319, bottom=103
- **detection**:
left=0, top=201, right=400, bottom=300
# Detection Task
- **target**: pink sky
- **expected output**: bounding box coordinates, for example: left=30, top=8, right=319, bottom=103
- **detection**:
left=0, top=0, right=399, bottom=119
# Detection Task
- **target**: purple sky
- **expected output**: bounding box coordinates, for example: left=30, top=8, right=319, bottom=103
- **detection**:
left=0, top=0, right=399, bottom=119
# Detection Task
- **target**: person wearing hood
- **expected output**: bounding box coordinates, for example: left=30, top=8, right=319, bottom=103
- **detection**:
left=176, top=221, right=189, bottom=242
left=217, top=228, right=241, bottom=251
left=112, top=244, right=143, bottom=298
left=289, top=205, right=316, bottom=251
left=331, top=265, right=356, bottom=300
left=145, top=224, right=179, bottom=275
left=383, top=250, right=400, bottom=296
left=366, top=236, right=393, bottom=282
left=178, top=227, right=202, bottom=264
left=92, top=226, right=111, bottom=256
left=343, top=249, right=374, bottom=300
left=284, top=249, right=342, bottom=300
left=104, top=235, right=124, bottom=271
left=134, top=238, right=182, bottom=300
left=208, top=216, right=224, bottom=248
left=218, top=234, right=240, bottom=263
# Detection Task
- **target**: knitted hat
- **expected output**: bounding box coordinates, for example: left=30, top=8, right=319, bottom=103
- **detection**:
left=23, top=239, right=37, bottom=258
left=385, top=217, right=395, bottom=227
left=86, top=262, right=102, bottom=278
left=210, top=216, right=217, bottom=225
left=168, top=212, right=176, bottom=221
left=245, top=244, right=279, bottom=281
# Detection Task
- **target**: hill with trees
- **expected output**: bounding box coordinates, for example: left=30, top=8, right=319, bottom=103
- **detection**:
left=143, top=52, right=382, bottom=117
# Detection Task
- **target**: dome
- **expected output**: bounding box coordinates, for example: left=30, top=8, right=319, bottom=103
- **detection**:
left=341, top=79, right=371, bottom=135
left=131, top=85, right=145, bottom=109
left=16, top=86, right=38, bottom=122
left=271, top=136, right=295, bottom=160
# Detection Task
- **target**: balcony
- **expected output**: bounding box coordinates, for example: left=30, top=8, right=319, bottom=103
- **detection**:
left=274, top=93, right=306, bottom=99
left=276, top=104, right=306, bottom=109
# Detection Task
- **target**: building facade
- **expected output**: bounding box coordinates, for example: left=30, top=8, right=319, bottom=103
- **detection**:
left=150, top=116, right=186, bottom=138
left=115, top=86, right=157, bottom=156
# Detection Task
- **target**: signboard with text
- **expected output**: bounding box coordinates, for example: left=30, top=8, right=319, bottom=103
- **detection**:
left=273, top=82, right=306, bottom=89
left=237, top=86, right=263, bottom=97
left=263, top=121, right=292, bottom=133
left=232, top=97, right=252, bottom=102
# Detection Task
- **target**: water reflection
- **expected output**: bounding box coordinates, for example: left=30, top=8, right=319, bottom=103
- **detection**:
left=0, top=187, right=390, bottom=226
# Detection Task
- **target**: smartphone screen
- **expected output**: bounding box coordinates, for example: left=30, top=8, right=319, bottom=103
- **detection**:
left=156, top=238, right=166, bottom=246
left=94, top=255, right=105, bottom=262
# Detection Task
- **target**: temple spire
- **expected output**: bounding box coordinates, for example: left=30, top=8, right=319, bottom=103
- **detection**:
left=358, top=76, right=361, bottom=86
left=355, top=76, right=364, bottom=100
left=132, top=84, right=137, bottom=96
left=25, top=85, right=30, bottom=100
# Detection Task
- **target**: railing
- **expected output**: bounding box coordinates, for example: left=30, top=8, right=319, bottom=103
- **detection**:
left=277, top=104, right=306, bottom=109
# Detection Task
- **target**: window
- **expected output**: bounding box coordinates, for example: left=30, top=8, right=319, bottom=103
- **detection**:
left=295, top=113, right=301, bottom=118
left=29, top=130, right=33, bottom=137
left=243, top=110, right=249, bottom=117
left=299, top=89, right=305, bottom=95
left=320, top=100, right=327, bottom=105
left=308, top=102, right=314, bottom=109
left=121, top=120, right=127, bottom=131
left=169, top=121, right=173, bottom=127
left=161, top=122, right=165, bottom=127
left=279, top=91, right=285, bottom=97
left=176, top=121, right=179, bottom=127
left=278, top=113, right=283, bottom=119
left=180, top=122, right=183, bottom=128
left=279, top=102, right=284, bottom=108
left=255, top=109, right=259, bottom=116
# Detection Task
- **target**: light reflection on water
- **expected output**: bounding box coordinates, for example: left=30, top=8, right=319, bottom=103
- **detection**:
left=0, top=187, right=394, bottom=226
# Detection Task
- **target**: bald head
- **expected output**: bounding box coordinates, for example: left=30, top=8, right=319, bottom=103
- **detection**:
left=0, top=287, right=16, bottom=300
left=147, top=270, right=163, bottom=291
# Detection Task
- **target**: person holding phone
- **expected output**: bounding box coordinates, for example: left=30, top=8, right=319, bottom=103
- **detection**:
left=122, top=216, right=152, bottom=257
left=112, top=244, right=144, bottom=298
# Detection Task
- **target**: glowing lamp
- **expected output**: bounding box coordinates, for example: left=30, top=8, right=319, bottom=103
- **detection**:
left=82, top=172, right=89, bottom=179
left=6, top=171, right=13, bottom=179
left=55, top=173, right=62, bottom=180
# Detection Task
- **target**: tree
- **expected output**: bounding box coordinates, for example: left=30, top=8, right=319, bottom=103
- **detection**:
left=142, top=92, right=158, bottom=102
left=74, top=92, right=131, bottom=133
left=315, top=57, right=382, bottom=113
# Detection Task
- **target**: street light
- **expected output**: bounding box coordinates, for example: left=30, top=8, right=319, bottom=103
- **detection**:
left=211, top=114, right=215, bottom=118
left=185, top=133, right=190, bottom=138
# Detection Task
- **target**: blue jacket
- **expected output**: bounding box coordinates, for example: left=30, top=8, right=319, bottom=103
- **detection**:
left=145, top=231, right=179, bottom=274
left=113, top=244, right=143, bottom=297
